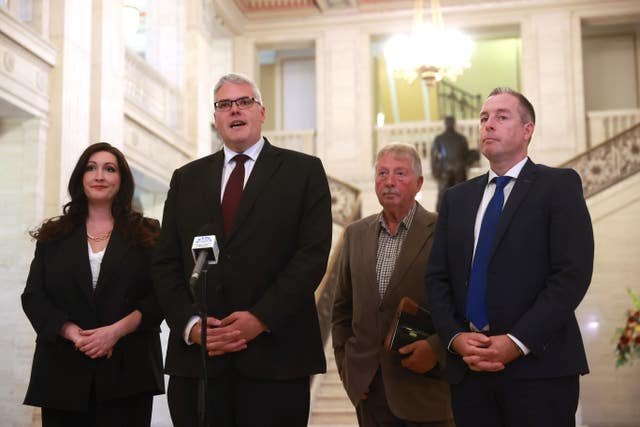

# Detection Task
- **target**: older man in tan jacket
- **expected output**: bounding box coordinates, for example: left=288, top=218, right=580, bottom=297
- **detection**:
left=332, top=143, right=453, bottom=427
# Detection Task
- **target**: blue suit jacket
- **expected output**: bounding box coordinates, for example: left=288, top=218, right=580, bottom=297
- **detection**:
left=425, top=159, right=594, bottom=384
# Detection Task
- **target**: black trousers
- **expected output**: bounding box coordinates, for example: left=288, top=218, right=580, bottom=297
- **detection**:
left=167, top=370, right=310, bottom=427
left=41, top=392, right=153, bottom=427
left=451, top=372, right=579, bottom=427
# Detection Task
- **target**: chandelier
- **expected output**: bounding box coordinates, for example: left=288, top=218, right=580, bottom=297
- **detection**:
left=384, top=0, right=473, bottom=85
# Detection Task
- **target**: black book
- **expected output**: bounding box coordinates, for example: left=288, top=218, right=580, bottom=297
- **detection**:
left=384, top=297, right=436, bottom=352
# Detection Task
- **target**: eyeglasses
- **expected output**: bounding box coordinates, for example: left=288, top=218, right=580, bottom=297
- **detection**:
left=214, top=97, right=260, bottom=111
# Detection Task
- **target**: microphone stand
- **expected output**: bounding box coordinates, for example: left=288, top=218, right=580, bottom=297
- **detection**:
left=196, top=268, right=209, bottom=427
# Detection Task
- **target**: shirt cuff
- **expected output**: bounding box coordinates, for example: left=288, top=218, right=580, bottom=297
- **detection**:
left=507, top=333, right=530, bottom=356
left=183, top=316, right=200, bottom=345
left=447, top=332, right=463, bottom=354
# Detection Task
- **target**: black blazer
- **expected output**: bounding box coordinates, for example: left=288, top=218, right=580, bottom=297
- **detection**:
left=426, top=159, right=594, bottom=384
left=152, top=140, right=332, bottom=380
left=22, top=224, right=165, bottom=411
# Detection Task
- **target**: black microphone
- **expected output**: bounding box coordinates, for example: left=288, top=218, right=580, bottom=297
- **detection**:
left=189, top=225, right=219, bottom=291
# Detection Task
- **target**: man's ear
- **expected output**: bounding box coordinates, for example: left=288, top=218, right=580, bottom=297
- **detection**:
left=524, top=121, right=535, bottom=143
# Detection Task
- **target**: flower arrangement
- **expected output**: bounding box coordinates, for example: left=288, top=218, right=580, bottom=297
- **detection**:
left=615, top=289, right=640, bottom=367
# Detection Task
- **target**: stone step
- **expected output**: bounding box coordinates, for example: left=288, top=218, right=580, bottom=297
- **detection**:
left=321, top=370, right=341, bottom=383
left=315, top=382, right=348, bottom=397
left=308, top=408, right=358, bottom=426
left=313, top=395, right=354, bottom=411
left=309, top=425, right=357, bottom=427
left=309, top=337, right=358, bottom=426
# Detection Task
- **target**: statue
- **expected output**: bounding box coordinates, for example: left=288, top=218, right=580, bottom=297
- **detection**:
left=430, top=116, right=477, bottom=212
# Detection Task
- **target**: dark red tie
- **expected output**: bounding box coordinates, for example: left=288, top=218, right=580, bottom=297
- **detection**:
left=221, top=154, right=249, bottom=234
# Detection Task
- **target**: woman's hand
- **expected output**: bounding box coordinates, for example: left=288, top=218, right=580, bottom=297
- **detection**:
left=60, top=322, right=83, bottom=345
left=76, top=324, right=120, bottom=359
left=66, top=311, right=142, bottom=359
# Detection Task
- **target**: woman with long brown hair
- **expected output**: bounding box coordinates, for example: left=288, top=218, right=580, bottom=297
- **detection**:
left=22, top=142, right=164, bottom=426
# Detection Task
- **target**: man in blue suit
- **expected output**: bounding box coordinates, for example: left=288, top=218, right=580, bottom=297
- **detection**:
left=425, top=87, right=594, bottom=427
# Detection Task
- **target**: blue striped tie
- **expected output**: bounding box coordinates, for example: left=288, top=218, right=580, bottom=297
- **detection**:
left=467, top=176, right=512, bottom=330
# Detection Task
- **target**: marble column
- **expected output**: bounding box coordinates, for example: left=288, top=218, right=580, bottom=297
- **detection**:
left=520, top=9, right=586, bottom=164
left=317, top=27, right=379, bottom=213
left=90, top=0, right=125, bottom=148
left=184, top=0, right=221, bottom=157
left=0, top=117, right=48, bottom=426
left=46, top=0, right=93, bottom=211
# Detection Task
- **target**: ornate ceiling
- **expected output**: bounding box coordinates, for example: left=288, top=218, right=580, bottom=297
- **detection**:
left=229, top=0, right=520, bottom=19
left=231, top=0, right=420, bottom=16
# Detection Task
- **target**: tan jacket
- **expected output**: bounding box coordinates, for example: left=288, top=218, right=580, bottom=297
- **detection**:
left=332, top=203, right=453, bottom=423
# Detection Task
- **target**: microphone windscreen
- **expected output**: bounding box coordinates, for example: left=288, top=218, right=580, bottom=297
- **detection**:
left=191, top=224, right=219, bottom=264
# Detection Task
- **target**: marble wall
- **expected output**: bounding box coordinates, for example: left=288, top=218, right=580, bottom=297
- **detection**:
left=579, top=173, right=640, bottom=427
left=0, top=118, right=47, bottom=426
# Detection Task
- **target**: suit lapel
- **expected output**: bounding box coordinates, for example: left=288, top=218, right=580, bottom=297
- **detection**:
left=94, top=229, right=129, bottom=298
left=200, top=151, right=225, bottom=237
left=490, top=158, right=537, bottom=258
left=227, top=140, right=282, bottom=241
left=384, top=205, right=435, bottom=301
left=69, top=225, right=96, bottom=308
left=462, top=175, right=489, bottom=278
left=360, top=216, right=381, bottom=302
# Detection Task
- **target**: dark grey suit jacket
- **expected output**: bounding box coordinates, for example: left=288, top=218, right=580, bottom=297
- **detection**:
left=426, top=159, right=594, bottom=384
left=152, top=139, right=332, bottom=380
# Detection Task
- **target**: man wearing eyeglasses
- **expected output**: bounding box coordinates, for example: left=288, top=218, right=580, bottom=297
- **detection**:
left=152, top=73, right=332, bottom=426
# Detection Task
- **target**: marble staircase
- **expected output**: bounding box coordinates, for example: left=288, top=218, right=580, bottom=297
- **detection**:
left=308, top=343, right=357, bottom=427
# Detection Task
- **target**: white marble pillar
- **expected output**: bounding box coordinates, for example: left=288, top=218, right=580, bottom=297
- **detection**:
left=317, top=28, right=373, bottom=181
left=315, top=27, right=380, bottom=213
left=0, top=117, right=48, bottom=426
left=232, top=35, right=258, bottom=81
left=209, top=37, right=234, bottom=152
left=32, top=0, right=50, bottom=39
left=90, top=0, right=125, bottom=148
left=520, top=10, right=586, bottom=165
left=150, top=0, right=183, bottom=86
left=184, top=0, right=229, bottom=157
left=46, top=0, right=93, bottom=211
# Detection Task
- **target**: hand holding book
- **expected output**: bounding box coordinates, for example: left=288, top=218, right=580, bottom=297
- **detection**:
left=398, top=339, right=438, bottom=373
left=384, top=297, right=440, bottom=375
left=384, top=297, right=436, bottom=352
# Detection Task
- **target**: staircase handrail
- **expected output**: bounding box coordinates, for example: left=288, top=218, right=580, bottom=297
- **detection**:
left=437, top=80, right=482, bottom=120
left=562, top=122, right=640, bottom=199
left=315, top=176, right=362, bottom=345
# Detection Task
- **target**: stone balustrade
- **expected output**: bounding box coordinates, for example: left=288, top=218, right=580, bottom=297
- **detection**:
left=565, top=122, right=640, bottom=199
left=124, top=49, right=192, bottom=183
left=263, top=129, right=316, bottom=155
left=375, top=119, right=480, bottom=163
left=587, top=108, right=640, bottom=147
left=125, top=49, right=185, bottom=133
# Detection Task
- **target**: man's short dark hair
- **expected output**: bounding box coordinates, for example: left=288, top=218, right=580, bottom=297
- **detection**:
left=444, top=116, right=455, bottom=128
left=488, top=87, right=535, bottom=124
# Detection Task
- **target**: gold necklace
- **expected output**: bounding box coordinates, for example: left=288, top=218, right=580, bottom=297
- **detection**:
left=87, top=230, right=112, bottom=242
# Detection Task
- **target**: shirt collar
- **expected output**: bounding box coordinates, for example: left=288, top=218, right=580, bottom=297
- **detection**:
left=223, top=137, right=265, bottom=164
left=378, top=202, right=417, bottom=234
left=488, top=156, right=528, bottom=183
